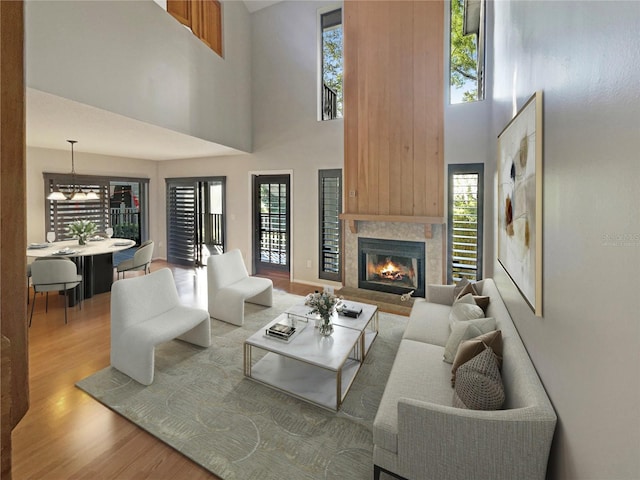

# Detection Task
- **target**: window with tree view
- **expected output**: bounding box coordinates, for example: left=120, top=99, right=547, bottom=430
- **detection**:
left=450, top=0, right=485, bottom=104
left=320, top=8, right=342, bottom=120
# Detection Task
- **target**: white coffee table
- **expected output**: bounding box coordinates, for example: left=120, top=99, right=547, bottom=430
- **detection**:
left=243, top=302, right=378, bottom=411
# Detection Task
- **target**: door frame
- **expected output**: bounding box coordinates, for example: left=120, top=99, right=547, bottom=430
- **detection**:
left=248, top=170, right=294, bottom=278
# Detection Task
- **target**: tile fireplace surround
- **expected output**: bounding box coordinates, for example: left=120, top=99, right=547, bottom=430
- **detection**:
left=344, top=221, right=444, bottom=297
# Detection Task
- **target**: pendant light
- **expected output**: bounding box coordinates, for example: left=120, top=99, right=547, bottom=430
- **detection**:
left=47, top=140, right=98, bottom=201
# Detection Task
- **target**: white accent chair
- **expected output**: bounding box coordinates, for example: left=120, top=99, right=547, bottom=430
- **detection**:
left=116, top=240, right=154, bottom=279
left=110, top=268, right=211, bottom=385
left=206, top=249, right=273, bottom=326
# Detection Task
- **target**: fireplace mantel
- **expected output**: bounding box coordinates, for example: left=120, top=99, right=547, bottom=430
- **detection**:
left=339, top=213, right=444, bottom=239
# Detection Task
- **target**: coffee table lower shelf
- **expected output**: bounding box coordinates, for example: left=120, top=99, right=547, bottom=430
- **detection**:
left=247, top=351, right=360, bottom=411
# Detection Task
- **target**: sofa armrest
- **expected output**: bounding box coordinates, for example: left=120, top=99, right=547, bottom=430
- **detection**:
left=425, top=284, right=456, bottom=305
left=396, top=398, right=556, bottom=480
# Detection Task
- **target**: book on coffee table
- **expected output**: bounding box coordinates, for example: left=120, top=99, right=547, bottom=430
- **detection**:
left=340, top=304, right=363, bottom=318
left=266, top=321, right=296, bottom=340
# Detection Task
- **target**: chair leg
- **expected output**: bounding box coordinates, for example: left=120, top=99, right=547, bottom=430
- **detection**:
left=29, top=288, right=37, bottom=327
left=63, top=293, right=68, bottom=324
left=45, top=291, right=49, bottom=312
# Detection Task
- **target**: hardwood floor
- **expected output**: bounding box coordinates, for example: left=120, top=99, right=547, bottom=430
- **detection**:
left=12, top=261, right=310, bottom=480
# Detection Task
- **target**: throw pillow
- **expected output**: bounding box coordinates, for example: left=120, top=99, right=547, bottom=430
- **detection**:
left=454, top=282, right=490, bottom=314
left=455, top=281, right=477, bottom=299
left=452, top=347, right=505, bottom=410
left=473, top=295, right=491, bottom=314
left=443, top=317, right=496, bottom=363
left=452, top=277, right=470, bottom=299
left=453, top=292, right=476, bottom=305
left=451, top=330, right=503, bottom=387
left=449, top=298, right=485, bottom=323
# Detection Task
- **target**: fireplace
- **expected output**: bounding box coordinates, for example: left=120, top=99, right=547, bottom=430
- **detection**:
left=358, top=237, right=425, bottom=298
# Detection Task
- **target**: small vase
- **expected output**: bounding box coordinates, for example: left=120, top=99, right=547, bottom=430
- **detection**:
left=319, top=316, right=333, bottom=337
left=78, top=236, right=86, bottom=246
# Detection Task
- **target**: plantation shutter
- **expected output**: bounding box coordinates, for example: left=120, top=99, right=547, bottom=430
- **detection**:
left=319, top=169, right=342, bottom=281
left=448, top=164, right=484, bottom=283
left=44, top=174, right=110, bottom=241
left=166, top=180, right=197, bottom=266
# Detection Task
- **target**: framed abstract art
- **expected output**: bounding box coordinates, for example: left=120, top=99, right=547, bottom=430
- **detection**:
left=497, top=91, right=543, bottom=316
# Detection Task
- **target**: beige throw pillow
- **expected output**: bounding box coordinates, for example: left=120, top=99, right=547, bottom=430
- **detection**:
left=443, top=317, right=496, bottom=363
left=452, top=347, right=505, bottom=410
left=449, top=297, right=485, bottom=323
left=451, top=330, right=503, bottom=387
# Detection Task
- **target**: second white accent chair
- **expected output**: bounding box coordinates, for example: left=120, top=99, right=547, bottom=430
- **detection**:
left=206, top=249, right=273, bottom=326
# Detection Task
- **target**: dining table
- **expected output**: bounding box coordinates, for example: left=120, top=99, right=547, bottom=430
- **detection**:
left=27, top=237, right=136, bottom=303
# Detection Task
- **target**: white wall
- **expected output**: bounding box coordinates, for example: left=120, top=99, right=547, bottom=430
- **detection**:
left=157, top=1, right=343, bottom=287
left=25, top=0, right=252, bottom=152
left=444, top=0, right=495, bottom=277
left=26, top=147, right=161, bottom=246
left=490, top=2, right=640, bottom=478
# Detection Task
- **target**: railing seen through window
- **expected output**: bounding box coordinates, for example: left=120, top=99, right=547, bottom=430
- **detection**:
left=320, top=7, right=343, bottom=120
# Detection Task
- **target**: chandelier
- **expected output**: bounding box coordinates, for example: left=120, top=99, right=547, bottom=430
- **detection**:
left=47, top=140, right=99, bottom=201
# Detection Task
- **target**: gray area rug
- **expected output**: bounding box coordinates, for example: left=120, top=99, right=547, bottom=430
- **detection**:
left=76, top=290, right=407, bottom=480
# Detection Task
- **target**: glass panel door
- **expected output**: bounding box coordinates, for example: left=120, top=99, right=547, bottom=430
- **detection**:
left=166, top=177, right=226, bottom=267
left=253, top=175, right=290, bottom=275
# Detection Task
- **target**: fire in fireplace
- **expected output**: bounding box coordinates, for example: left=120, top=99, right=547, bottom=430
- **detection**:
left=358, top=238, right=425, bottom=298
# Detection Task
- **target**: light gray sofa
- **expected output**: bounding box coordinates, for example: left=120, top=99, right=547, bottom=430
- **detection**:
left=373, top=278, right=556, bottom=480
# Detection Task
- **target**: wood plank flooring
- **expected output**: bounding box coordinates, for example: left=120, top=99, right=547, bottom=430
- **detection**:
left=12, top=261, right=310, bottom=480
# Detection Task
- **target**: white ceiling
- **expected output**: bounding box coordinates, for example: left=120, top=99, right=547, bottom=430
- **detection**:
left=243, top=1, right=282, bottom=14
left=26, top=89, right=245, bottom=161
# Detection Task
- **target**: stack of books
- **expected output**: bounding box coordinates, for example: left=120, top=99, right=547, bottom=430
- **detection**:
left=266, top=321, right=296, bottom=340
left=341, top=304, right=363, bottom=318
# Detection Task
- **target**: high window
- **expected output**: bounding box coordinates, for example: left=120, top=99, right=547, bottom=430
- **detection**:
left=320, top=7, right=343, bottom=120
left=450, top=0, right=485, bottom=104
left=447, top=164, right=484, bottom=283
left=318, top=169, right=342, bottom=281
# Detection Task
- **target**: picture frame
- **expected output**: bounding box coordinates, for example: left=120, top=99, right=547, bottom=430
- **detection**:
left=497, top=91, right=543, bottom=316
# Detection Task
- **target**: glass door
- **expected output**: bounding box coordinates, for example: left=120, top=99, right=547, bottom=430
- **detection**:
left=166, top=177, right=226, bottom=267
left=253, top=174, right=290, bottom=275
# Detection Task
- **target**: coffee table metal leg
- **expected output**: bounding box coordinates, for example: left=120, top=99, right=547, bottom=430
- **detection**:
left=336, top=369, right=342, bottom=410
left=244, top=343, right=252, bottom=377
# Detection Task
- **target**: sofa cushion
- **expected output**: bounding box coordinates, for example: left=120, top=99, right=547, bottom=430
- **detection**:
left=443, top=317, right=496, bottom=363
left=373, top=339, right=453, bottom=454
left=402, top=299, right=452, bottom=346
left=452, top=347, right=505, bottom=410
left=451, top=330, right=503, bottom=387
